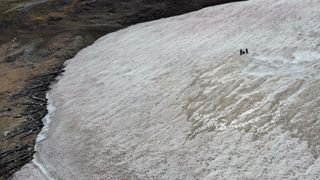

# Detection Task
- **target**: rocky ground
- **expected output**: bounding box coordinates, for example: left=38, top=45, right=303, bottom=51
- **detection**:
left=0, top=0, right=245, bottom=179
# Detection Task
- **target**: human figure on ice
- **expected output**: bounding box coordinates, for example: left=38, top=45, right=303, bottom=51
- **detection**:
left=240, top=49, right=248, bottom=55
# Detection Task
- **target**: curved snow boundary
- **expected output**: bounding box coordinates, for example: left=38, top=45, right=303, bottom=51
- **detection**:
left=12, top=93, right=56, bottom=180
left=32, top=93, right=56, bottom=180
left=36, top=93, right=56, bottom=144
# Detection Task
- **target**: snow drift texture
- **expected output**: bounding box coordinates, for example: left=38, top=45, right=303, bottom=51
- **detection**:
left=14, top=0, right=320, bottom=179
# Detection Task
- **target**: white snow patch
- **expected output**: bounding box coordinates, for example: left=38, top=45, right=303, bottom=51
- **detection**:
left=14, top=0, right=320, bottom=179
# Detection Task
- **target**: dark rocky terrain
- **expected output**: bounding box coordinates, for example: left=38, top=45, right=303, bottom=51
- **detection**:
left=0, top=0, right=245, bottom=179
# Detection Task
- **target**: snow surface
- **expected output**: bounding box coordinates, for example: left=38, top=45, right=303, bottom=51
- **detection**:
left=14, top=0, right=320, bottom=179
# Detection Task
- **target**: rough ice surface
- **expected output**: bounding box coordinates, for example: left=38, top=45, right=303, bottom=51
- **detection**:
left=14, top=0, right=320, bottom=179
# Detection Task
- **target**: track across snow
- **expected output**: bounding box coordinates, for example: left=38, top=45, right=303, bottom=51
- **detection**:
left=14, top=0, right=320, bottom=179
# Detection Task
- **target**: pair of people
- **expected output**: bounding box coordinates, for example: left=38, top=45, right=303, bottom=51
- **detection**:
left=240, top=48, right=248, bottom=55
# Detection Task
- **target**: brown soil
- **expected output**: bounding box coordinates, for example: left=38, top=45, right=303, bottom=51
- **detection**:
left=0, top=0, right=246, bottom=179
